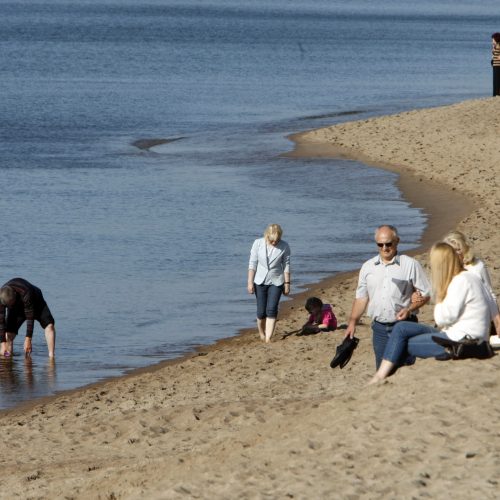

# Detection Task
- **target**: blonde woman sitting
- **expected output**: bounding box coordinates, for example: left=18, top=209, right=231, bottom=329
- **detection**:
left=369, top=242, right=497, bottom=384
left=444, top=230, right=500, bottom=334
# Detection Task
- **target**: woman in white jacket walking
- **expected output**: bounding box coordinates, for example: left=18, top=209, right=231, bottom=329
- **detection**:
left=247, top=224, right=291, bottom=343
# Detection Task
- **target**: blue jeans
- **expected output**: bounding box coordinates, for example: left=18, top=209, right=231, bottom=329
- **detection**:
left=383, top=321, right=448, bottom=365
left=254, top=284, right=283, bottom=319
left=372, top=319, right=423, bottom=369
left=372, top=321, right=396, bottom=370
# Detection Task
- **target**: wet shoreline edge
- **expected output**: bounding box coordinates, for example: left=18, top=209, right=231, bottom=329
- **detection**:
left=0, top=107, right=476, bottom=417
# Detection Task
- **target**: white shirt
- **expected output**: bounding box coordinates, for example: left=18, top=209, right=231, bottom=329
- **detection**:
left=434, top=271, right=497, bottom=342
left=356, top=254, right=431, bottom=323
left=465, top=258, right=497, bottom=300
left=263, top=244, right=280, bottom=285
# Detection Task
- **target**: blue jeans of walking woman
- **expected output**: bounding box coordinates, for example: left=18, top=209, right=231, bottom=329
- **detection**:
left=382, top=321, right=448, bottom=365
left=255, top=283, right=283, bottom=319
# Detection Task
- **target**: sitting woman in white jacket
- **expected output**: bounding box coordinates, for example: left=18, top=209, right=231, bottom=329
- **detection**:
left=443, top=230, right=500, bottom=334
left=369, top=242, right=497, bottom=384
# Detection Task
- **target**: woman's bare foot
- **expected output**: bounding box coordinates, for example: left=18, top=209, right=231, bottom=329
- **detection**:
left=367, top=360, right=394, bottom=385
left=367, top=374, right=385, bottom=386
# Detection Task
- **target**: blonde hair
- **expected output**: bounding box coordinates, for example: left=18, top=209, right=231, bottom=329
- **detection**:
left=430, top=242, right=464, bottom=303
left=264, top=223, right=283, bottom=243
left=443, top=230, right=475, bottom=265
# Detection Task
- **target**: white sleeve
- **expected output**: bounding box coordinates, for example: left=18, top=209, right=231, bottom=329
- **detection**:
left=248, top=239, right=259, bottom=270
left=413, top=260, right=431, bottom=297
left=282, top=243, right=291, bottom=274
left=355, top=263, right=369, bottom=299
left=483, top=281, right=500, bottom=318
left=434, top=275, right=468, bottom=327
left=476, top=261, right=496, bottom=300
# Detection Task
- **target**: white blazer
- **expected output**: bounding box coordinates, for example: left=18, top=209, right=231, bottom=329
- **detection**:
left=249, top=238, right=291, bottom=286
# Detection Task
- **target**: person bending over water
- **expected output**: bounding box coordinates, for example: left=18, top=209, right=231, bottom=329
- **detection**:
left=369, top=242, right=497, bottom=384
left=0, top=278, right=56, bottom=358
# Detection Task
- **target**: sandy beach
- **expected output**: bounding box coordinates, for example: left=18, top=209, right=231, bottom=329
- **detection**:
left=2, top=98, right=500, bottom=499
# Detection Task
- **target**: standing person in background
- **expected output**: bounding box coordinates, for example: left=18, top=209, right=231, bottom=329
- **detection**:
left=248, top=224, right=291, bottom=343
left=492, top=33, right=500, bottom=96
left=345, top=225, right=431, bottom=369
left=0, top=278, right=56, bottom=358
left=443, top=230, right=500, bottom=334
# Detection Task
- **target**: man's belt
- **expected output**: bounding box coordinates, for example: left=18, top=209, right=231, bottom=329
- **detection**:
left=373, top=320, right=397, bottom=326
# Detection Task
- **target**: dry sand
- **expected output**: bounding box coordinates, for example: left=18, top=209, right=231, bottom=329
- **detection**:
left=2, top=98, right=500, bottom=499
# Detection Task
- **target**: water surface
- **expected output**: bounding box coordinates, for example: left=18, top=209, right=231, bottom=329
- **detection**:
left=1, top=0, right=498, bottom=409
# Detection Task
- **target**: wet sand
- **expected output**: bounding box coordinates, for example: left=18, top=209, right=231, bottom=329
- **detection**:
left=2, top=98, right=499, bottom=499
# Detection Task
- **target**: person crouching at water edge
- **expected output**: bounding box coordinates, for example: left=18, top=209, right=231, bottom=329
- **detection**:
left=248, top=224, right=291, bottom=343
left=368, top=242, right=498, bottom=384
left=0, top=278, right=56, bottom=358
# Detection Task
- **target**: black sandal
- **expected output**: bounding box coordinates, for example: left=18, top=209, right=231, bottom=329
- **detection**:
left=432, top=335, right=494, bottom=360
left=330, top=336, right=359, bottom=369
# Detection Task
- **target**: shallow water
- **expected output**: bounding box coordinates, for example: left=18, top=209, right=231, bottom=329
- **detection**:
left=0, top=0, right=498, bottom=409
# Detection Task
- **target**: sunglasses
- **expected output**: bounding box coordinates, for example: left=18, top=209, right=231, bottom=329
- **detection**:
left=377, top=241, right=394, bottom=248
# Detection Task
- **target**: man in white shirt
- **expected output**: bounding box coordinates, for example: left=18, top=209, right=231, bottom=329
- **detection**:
left=345, top=225, right=431, bottom=368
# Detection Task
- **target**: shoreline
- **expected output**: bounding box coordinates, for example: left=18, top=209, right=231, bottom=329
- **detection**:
left=2, top=98, right=499, bottom=498
left=285, top=138, right=476, bottom=251
left=0, top=131, right=473, bottom=418
left=0, top=104, right=476, bottom=418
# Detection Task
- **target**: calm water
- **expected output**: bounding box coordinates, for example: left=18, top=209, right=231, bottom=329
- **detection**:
left=0, top=0, right=498, bottom=409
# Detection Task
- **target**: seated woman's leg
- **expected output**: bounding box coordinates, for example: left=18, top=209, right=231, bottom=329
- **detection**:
left=383, top=321, right=437, bottom=364
left=369, top=321, right=440, bottom=384
left=407, top=331, right=447, bottom=358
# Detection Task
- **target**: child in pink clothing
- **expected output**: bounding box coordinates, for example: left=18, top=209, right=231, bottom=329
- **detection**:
left=300, top=297, right=337, bottom=335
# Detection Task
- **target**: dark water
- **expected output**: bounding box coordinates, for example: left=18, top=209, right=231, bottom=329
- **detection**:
left=0, top=0, right=498, bottom=409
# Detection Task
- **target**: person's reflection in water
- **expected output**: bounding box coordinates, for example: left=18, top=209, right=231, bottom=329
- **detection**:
left=46, top=357, right=56, bottom=389
left=23, top=355, right=34, bottom=389
left=0, top=356, right=19, bottom=393
left=0, top=355, right=58, bottom=407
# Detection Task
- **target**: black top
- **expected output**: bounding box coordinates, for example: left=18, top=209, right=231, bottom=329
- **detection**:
left=0, top=278, right=43, bottom=338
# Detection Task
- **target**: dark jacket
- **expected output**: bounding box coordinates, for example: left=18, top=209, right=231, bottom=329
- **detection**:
left=0, top=278, right=43, bottom=338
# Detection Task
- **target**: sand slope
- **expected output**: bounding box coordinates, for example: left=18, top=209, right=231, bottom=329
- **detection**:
left=1, top=98, right=499, bottom=499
